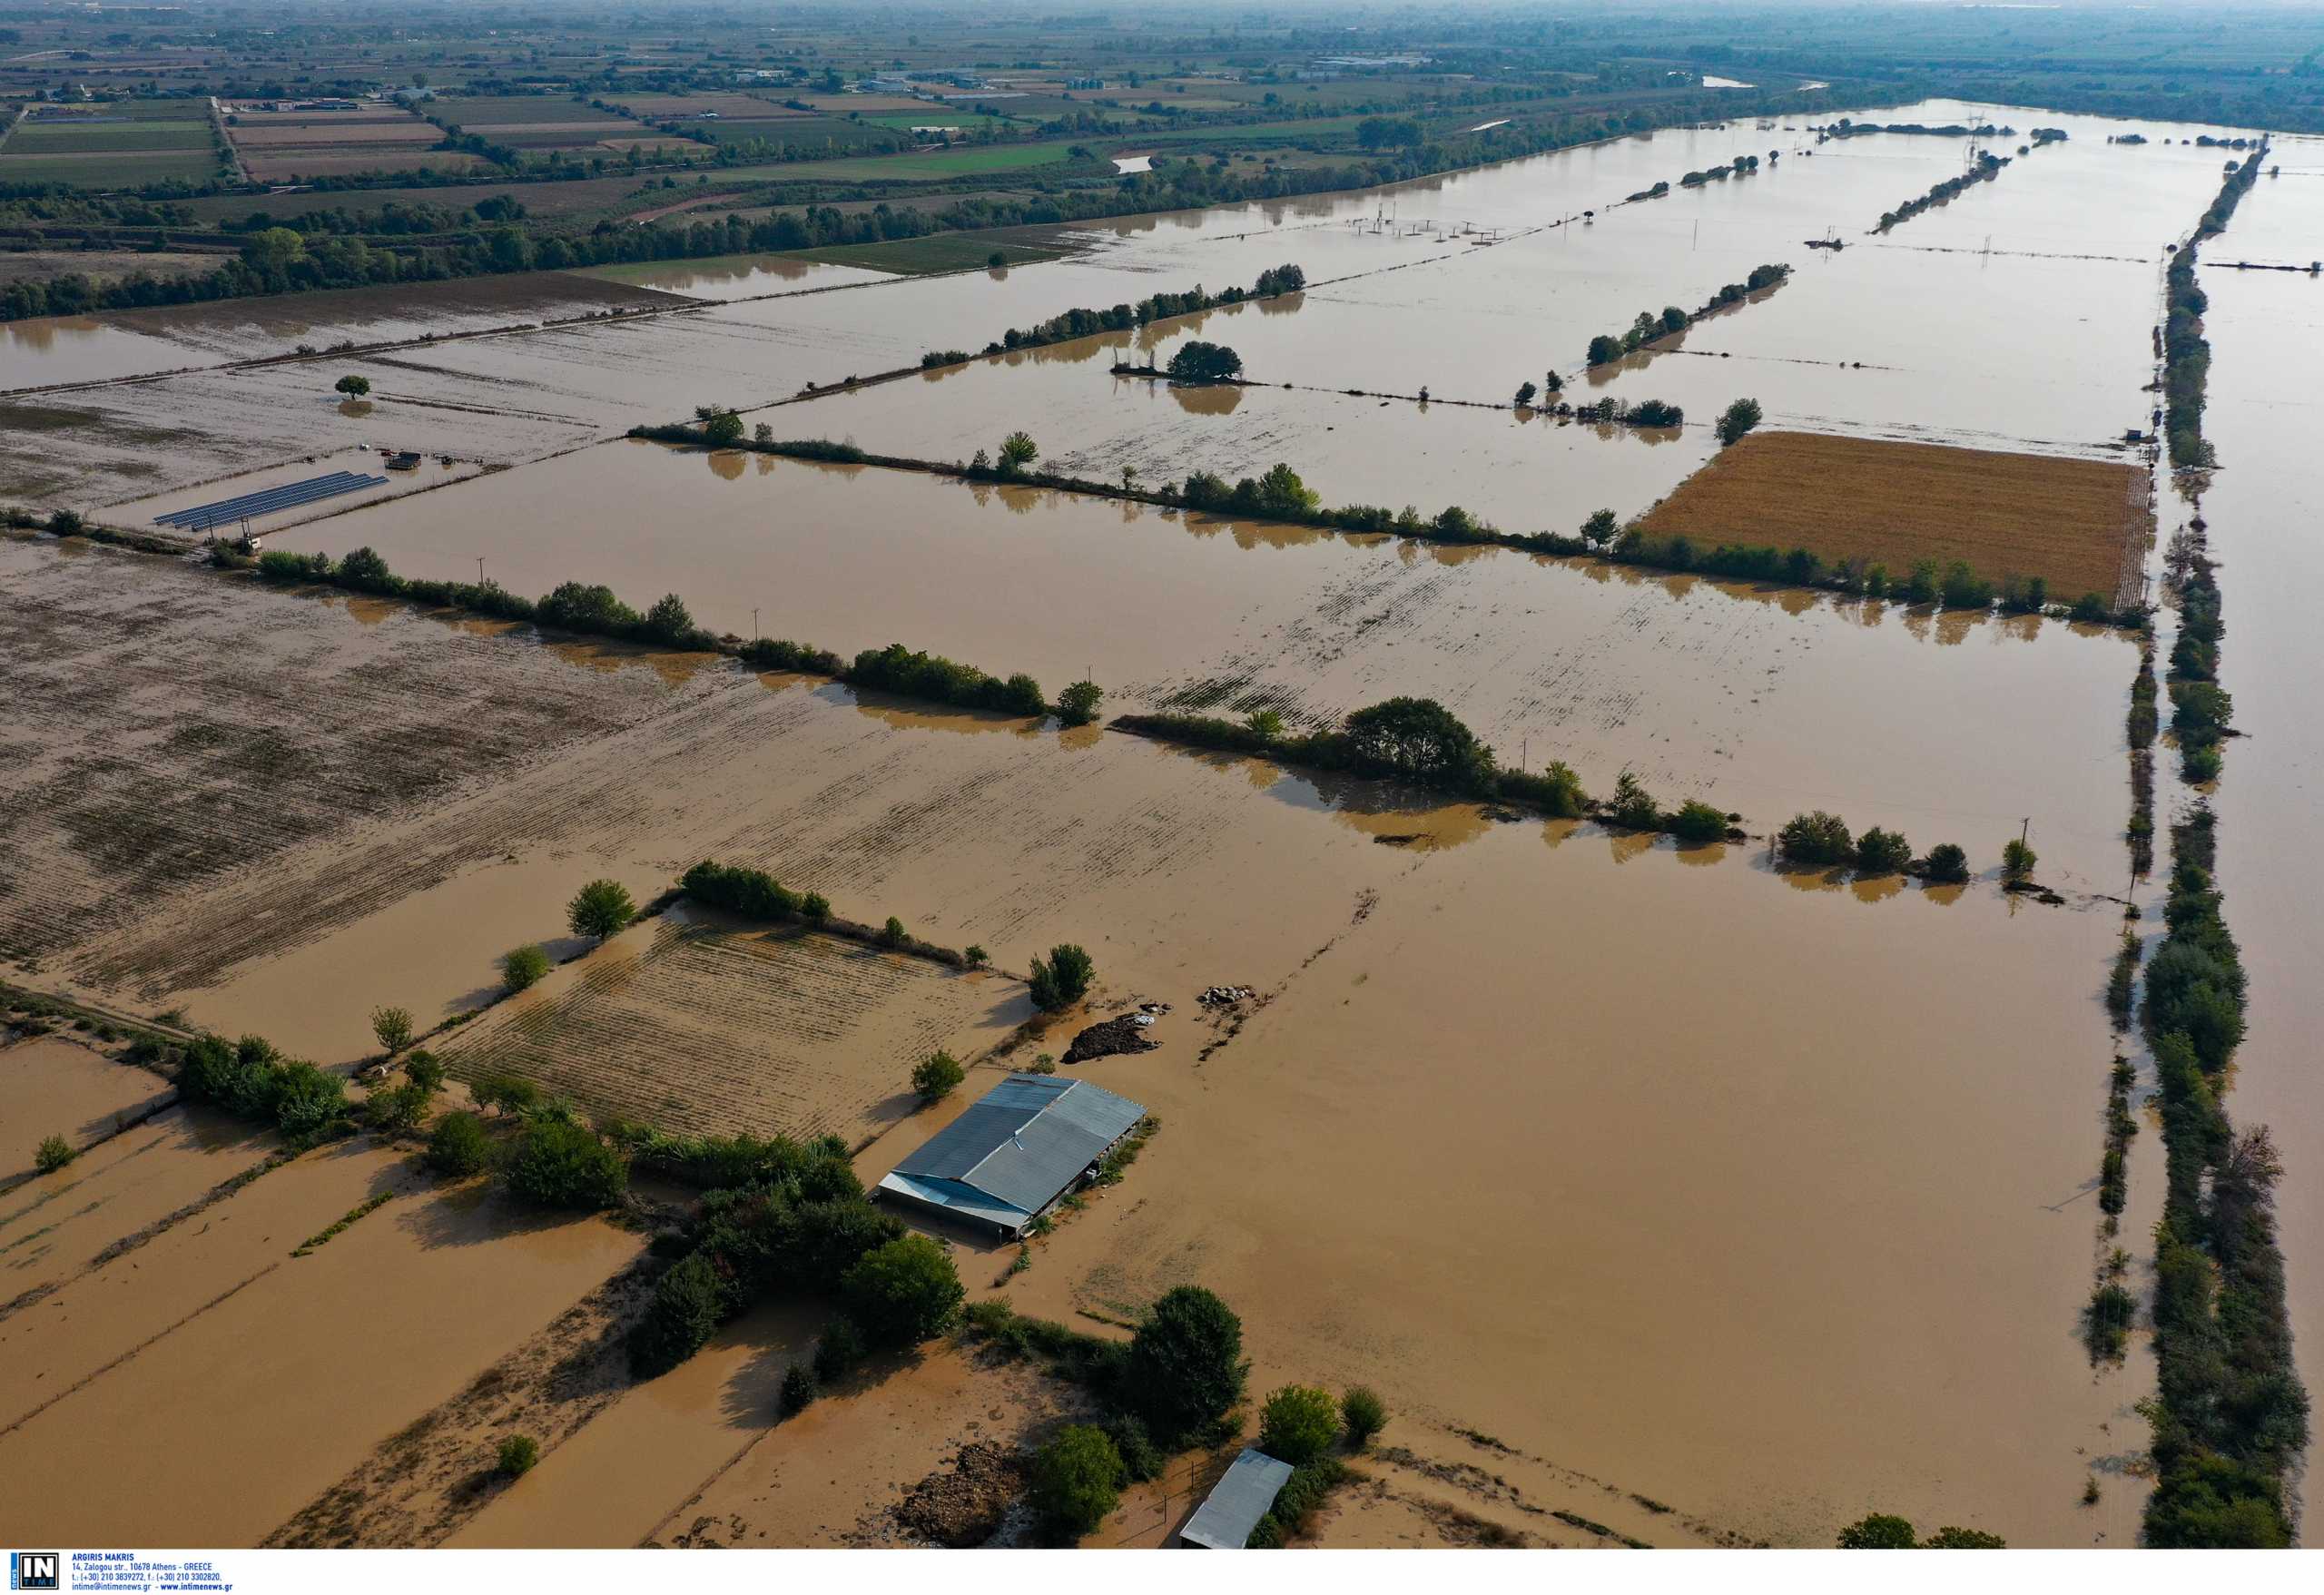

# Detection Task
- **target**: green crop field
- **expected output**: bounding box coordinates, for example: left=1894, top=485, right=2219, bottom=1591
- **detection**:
left=724, top=139, right=1089, bottom=182
left=0, top=147, right=222, bottom=188
left=8, top=119, right=213, bottom=153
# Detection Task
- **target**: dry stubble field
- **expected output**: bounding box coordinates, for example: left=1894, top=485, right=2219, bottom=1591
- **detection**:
left=1633, top=429, right=2150, bottom=604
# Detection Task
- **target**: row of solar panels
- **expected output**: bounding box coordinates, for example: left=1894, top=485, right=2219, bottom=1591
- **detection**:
left=156, top=470, right=389, bottom=533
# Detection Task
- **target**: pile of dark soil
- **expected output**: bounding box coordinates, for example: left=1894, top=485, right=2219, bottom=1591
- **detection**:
left=1062, top=1010, right=1161, bottom=1065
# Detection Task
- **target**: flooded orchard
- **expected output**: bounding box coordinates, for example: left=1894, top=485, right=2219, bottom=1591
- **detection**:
left=2, top=93, right=2316, bottom=1550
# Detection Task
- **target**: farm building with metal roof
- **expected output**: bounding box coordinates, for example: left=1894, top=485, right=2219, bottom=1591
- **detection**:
left=875, top=1073, right=1145, bottom=1240
left=1178, top=1449, right=1295, bottom=1548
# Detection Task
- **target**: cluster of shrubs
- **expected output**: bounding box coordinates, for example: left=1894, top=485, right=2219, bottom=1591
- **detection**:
left=176, top=1033, right=351, bottom=1145
left=2129, top=647, right=2160, bottom=871
left=625, top=1130, right=960, bottom=1383
left=2139, top=805, right=2306, bottom=1547
left=1837, top=1512, right=2005, bottom=1549
left=975, top=264, right=1304, bottom=356
left=846, top=640, right=1049, bottom=717
left=1773, top=810, right=1941, bottom=877
left=1679, top=153, right=1763, bottom=186
left=1876, top=153, right=2009, bottom=232
left=1568, top=395, right=1685, bottom=427
left=676, top=858, right=988, bottom=969
left=678, top=860, right=831, bottom=925
left=1585, top=262, right=1787, bottom=364
left=1606, top=530, right=2119, bottom=622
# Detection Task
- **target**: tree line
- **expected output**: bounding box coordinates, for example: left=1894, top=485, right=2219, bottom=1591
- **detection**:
left=947, top=263, right=1305, bottom=363
left=1584, top=263, right=1789, bottom=366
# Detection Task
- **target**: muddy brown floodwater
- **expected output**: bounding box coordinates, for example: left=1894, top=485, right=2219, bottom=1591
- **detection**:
left=3, top=98, right=2313, bottom=1550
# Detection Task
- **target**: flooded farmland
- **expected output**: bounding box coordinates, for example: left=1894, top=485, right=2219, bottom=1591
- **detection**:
left=4, top=89, right=2319, bottom=1552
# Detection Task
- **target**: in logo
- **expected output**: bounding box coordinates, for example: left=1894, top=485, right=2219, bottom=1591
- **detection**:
left=8, top=1553, right=58, bottom=1592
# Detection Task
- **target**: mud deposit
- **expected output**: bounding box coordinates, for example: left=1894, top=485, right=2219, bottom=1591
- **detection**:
left=442, top=914, right=1025, bottom=1144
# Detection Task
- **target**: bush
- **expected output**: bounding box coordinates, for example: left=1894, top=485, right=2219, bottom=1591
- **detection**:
left=1605, top=771, right=1660, bottom=830
left=35, top=1134, right=76, bottom=1175
left=1028, top=943, right=1096, bottom=1012
left=1127, top=1285, right=1246, bottom=1442
left=369, top=1004, right=415, bottom=1054
left=1778, top=811, right=1854, bottom=865
left=426, top=1110, right=491, bottom=1177
left=813, top=1316, right=867, bottom=1383
left=1340, top=1385, right=1388, bottom=1449
left=1856, top=826, right=1911, bottom=874
left=1342, top=697, right=1490, bottom=788
left=1258, top=1384, right=1341, bottom=1464
left=1056, top=679, right=1104, bottom=726
left=1030, top=1425, right=1126, bottom=1536
left=1101, top=1412, right=1164, bottom=1482
left=911, top=1050, right=965, bottom=1103
left=628, top=1251, right=732, bottom=1378
left=1668, top=798, right=1728, bottom=842
left=1939, top=561, right=1993, bottom=609
left=842, top=1234, right=964, bottom=1346
left=500, top=944, right=550, bottom=992
left=566, top=879, right=636, bottom=941
left=780, top=1362, right=819, bottom=1413
left=403, top=1050, right=446, bottom=1093
left=497, top=1435, right=539, bottom=1477
left=879, top=915, right=908, bottom=947
left=1924, top=842, right=1970, bottom=883
left=472, top=1071, right=541, bottom=1117
left=365, top=1079, right=431, bottom=1135
left=1837, top=1512, right=1918, bottom=1549
left=1716, top=396, right=1764, bottom=446
left=504, top=1117, right=627, bottom=1210
left=644, top=593, right=696, bottom=645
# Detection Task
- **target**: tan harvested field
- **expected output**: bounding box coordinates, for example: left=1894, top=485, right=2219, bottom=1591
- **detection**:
left=228, top=118, right=441, bottom=147
left=1634, top=429, right=2149, bottom=604
left=441, top=913, right=1028, bottom=1144
left=0, top=249, right=223, bottom=287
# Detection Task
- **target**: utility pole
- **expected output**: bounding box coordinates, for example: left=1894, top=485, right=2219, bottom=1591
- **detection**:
left=476, top=556, right=485, bottom=583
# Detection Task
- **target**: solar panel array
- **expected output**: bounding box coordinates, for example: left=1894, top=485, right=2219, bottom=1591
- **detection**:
left=155, top=470, right=389, bottom=532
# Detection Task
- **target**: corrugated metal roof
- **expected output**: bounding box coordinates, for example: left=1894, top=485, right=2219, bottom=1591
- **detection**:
left=874, top=1171, right=1030, bottom=1231
left=1179, top=1449, right=1295, bottom=1549
left=888, top=1072, right=1145, bottom=1221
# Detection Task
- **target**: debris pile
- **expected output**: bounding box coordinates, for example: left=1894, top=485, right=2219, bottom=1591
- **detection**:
left=1197, top=985, right=1256, bottom=1008
left=1061, top=1002, right=1168, bottom=1065
left=894, top=1442, right=1029, bottom=1548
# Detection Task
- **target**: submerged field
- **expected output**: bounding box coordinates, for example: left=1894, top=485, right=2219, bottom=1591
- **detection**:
left=3, top=96, right=2319, bottom=1550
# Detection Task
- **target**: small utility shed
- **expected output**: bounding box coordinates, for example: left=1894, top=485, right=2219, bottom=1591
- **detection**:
left=875, top=1072, right=1144, bottom=1240
left=1178, top=1449, right=1295, bottom=1549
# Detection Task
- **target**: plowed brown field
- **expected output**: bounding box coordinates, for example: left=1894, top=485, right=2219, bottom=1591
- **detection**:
left=1633, top=430, right=2148, bottom=605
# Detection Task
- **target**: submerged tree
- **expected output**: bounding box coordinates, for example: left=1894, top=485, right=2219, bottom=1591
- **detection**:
left=567, top=878, right=636, bottom=942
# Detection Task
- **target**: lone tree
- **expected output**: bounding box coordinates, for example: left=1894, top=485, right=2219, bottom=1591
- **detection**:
left=369, top=1005, right=415, bottom=1054
left=2002, top=836, right=2038, bottom=883
left=1029, top=943, right=1096, bottom=1011
left=1167, top=340, right=1244, bottom=382
left=1716, top=396, right=1764, bottom=447
left=1924, top=842, right=1971, bottom=883
left=1128, top=1285, right=1246, bottom=1442
left=643, top=592, right=695, bottom=646
left=911, top=1050, right=964, bottom=1103
left=566, top=879, right=636, bottom=942
left=334, top=374, right=371, bottom=398
left=998, top=431, right=1039, bottom=473
left=1514, top=380, right=1538, bottom=408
